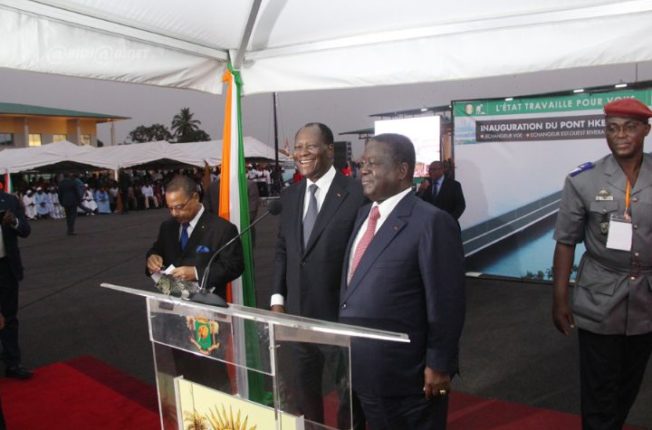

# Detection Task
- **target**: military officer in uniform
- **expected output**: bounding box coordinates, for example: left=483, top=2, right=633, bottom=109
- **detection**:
left=552, top=98, right=652, bottom=430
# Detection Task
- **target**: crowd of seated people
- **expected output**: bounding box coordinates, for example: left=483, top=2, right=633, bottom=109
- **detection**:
left=9, top=168, right=210, bottom=220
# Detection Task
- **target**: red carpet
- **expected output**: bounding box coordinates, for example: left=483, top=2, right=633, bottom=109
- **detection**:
left=0, top=356, right=159, bottom=430
left=0, top=357, right=645, bottom=429
left=449, top=392, right=644, bottom=430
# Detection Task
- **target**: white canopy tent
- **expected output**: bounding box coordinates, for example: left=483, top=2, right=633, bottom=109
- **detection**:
left=0, top=141, right=114, bottom=173
left=2, top=0, right=652, bottom=95
left=0, top=137, right=287, bottom=173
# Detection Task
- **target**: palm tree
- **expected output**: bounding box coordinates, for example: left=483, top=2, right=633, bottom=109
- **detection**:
left=171, top=107, right=201, bottom=142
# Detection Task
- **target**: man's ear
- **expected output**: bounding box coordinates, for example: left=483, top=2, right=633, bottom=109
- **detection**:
left=398, top=161, right=409, bottom=181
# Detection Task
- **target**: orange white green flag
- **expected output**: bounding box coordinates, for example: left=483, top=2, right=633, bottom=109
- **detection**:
left=218, top=64, right=266, bottom=402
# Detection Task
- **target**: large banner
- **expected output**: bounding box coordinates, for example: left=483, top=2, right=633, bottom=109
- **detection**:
left=453, top=89, right=652, bottom=280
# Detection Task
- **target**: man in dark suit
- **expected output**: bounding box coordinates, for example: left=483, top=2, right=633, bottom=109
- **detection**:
left=340, top=134, right=465, bottom=429
left=58, top=173, right=83, bottom=235
left=146, top=175, right=244, bottom=299
left=271, top=123, right=365, bottom=425
left=0, top=189, right=32, bottom=379
left=146, top=175, right=244, bottom=391
left=418, top=161, right=466, bottom=220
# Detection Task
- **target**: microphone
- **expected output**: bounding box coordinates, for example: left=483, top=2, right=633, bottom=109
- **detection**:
left=191, top=199, right=283, bottom=307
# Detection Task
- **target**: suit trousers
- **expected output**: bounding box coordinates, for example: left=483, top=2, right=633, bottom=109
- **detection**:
left=578, top=329, right=652, bottom=430
left=0, top=258, right=21, bottom=366
left=355, top=390, right=448, bottom=430
left=63, top=205, right=77, bottom=234
left=280, top=343, right=360, bottom=429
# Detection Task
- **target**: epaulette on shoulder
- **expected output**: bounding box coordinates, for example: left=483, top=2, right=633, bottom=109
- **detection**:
left=569, top=162, right=594, bottom=177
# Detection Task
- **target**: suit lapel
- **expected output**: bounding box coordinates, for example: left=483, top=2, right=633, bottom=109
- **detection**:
left=293, top=180, right=307, bottom=253
left=304, top=173, right=349, bottom=255
left=343, top=194, right=414, bottom=300
left=340, top=203, right=370, bottom=300
left=182, top=212, right=209, bottom=257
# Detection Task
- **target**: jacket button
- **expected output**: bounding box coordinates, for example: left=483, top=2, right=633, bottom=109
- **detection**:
left=632, top=197, right=639, bottom=203
left=341, top=303, right=347, bottom=309
left=630, top=276, right=637, bottom=280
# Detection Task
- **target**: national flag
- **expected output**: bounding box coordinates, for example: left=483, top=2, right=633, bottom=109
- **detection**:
left=218, top=64, right=267, bottom=402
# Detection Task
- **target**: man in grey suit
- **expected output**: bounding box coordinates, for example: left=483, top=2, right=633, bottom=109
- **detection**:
left=271, top=122, right=365, bottom=426
left=339, top=133, right=465, bottom=430
left=553, top=98, right=652, bottom=429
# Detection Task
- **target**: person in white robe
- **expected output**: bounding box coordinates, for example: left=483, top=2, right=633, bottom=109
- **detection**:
left=48, top=187, right=64, bottom=219
left=79, top=185, right=97, bottom=214
left=22, top=190, right=36, bottom=220
left=94, top=187, right=111, bottom=214
left=34, top=187, right=50, bottom=219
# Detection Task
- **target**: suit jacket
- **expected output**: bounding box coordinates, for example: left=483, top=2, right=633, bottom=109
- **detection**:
left=418, top=176, right=466, bottom=220
left=146, top=210, right=244, bottom=299
left=339, top=193, right=465, bottom=396
left=58, top=178, right=83, bottom=208
left=0, top=191, right=31, bottom=281
left=273, top=172, right=365, bottom=321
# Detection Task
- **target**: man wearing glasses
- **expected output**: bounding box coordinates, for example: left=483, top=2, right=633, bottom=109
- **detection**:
left=553, top=98, right=652, bottom=429
left=146, top=174, right=244, bottom=300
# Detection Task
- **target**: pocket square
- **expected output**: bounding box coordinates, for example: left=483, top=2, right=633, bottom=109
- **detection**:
left=196, top=245, right=211, bottom=254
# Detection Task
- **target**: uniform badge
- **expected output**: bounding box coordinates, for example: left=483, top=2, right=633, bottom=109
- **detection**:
left=599, top=212, right=610, bottom=235
left=595, top=189, right=614, bottom=201
left=600, top=221, right=610, bottom=235
left=187, top=317, right=220, bottom=355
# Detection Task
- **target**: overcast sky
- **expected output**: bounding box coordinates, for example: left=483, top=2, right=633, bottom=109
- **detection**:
left=2, top=61, right=651, bottom=159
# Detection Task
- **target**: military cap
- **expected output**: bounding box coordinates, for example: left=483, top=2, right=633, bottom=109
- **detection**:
left=604, top=98, right=652, bottom=121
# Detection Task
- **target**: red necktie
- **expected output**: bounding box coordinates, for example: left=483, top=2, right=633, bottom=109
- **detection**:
left=348, top=206, right=381, bottom=283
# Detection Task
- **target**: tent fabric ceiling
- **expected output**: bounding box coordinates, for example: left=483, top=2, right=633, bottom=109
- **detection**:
left=1, top=0, right=652, bottom=94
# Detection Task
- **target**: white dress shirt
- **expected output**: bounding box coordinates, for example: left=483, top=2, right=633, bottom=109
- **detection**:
left=271, top=166, right=337, bottom=307
left=347, top=187, right=413, bottom=281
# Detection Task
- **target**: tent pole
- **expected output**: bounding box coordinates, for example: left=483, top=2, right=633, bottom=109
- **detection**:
left=273, top=92, right=279, bottom=171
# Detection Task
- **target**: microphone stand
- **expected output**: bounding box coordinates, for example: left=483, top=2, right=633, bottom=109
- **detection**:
left=191, top=205, right=280, bottom=307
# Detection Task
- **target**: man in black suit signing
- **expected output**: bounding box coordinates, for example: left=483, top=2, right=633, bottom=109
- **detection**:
left=271, top=123, right=365, bottom=426
left=146, top=174, right=244, bottom=300
left=418, top=161, right=466, bottom=221
left=340, top=134, right=465, bottom=429
left=0, top=188, right=32, bottom=379
left=146, top=175, right=244, bottom=391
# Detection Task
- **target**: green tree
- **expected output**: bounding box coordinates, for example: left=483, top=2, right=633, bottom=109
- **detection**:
left=128, top=124, right=173, bottom=143
left=171, top=107, right=202, bottom=142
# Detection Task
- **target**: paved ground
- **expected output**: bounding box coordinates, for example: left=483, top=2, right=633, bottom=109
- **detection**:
left=13, top=208, right=652, bottom=428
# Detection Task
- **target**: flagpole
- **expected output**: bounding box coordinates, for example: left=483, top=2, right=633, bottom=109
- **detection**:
left=273, top=91, right=280, bottom=172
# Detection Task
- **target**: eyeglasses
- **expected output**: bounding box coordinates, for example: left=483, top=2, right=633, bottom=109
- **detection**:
left=167, top=196, right=193, bottom=212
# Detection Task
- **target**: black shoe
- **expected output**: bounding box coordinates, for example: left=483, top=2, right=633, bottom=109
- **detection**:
left=6, top=365, right=33, bottom=380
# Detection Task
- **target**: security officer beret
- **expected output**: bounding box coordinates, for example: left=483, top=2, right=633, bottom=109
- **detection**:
left=603, top=98, right=652, bottom=121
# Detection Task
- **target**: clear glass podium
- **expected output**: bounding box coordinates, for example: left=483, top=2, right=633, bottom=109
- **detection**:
left=101, top=284, right=408, bottom=430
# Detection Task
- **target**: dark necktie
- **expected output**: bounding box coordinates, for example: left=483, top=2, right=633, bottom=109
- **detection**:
left=303, top=184, right=319, bottom=247
left=180, top=222, right=190, bottom=250
left=348, top=206, right=381, bottom=282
